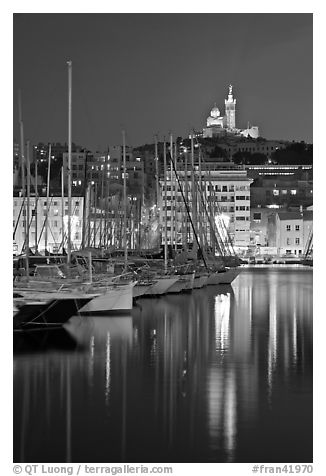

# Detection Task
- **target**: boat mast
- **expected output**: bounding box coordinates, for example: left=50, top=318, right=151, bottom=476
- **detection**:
left=67, top=60, right=72, bottom=267
left=169, top=133, right=174, bottom=251
left=18, top=89, right=26, bottom=256
left=122, top=130, right=128, bottom=271
left=174, top=141, right=178, bottom=253
left=25, top=140, right=30, bottom=279
left=155, top=134, right=159, bottom=211
left=44, top=144, right=51, bottom=253
left=34, top=156, right=38, bottom=253
left=163, top=138, right=168, bottom=273
left=190, top=132, right=197, bottom=253
left=61, top=166, right=65, bottom=252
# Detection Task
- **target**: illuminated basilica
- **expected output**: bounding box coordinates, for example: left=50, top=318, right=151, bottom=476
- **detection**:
left=203, top=85, right=260, bottom=139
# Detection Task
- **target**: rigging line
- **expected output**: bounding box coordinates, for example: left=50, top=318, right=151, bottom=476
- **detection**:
left=13, top=197, right=26, bottom=240
left=168, top=149, right=208, bottom=271
left=194, top=137, right=237, bottom=256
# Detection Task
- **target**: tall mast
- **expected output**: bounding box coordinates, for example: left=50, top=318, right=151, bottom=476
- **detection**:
left=104, top=151, right=109, bottom=248
left=25, top=140, right=30, bottom=279
left=18, top=89, right=26, bottom=255
left=34, top=156, right=38, bottom=253
left=155, top=134, right=159, bottom=210
left=44, top=144, right=51, bottom=253
left=184, top=148, right=189, bottom=247
left=99, top=158, right=105, bottom=248
left=61, top=166, right=65, bottom=252
left=169, top=133, right=174, bottom=250
left=67, top=60, right=72, bottom=266
left=174, top=141, right=178, bottom=252
left=122, top=130, right=128, bottom=271
left=190, top=132, right=197, bottom=251
left=163, top=138, right=168, bottom=273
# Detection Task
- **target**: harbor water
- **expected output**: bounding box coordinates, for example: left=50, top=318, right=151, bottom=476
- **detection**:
left=13, top=266, right=313, bottom=463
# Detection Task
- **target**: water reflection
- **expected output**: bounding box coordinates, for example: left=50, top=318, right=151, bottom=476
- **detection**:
left=13, top=267, right=312, bottom=463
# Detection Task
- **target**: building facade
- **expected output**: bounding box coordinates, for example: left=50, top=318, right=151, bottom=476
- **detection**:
left=13, top=195, right=84, bottom=255
left=267, top=210, right=313, bottom=256
left=203, top=85, right=259, bottom=139
left=160, top=161, right=253, bottom=251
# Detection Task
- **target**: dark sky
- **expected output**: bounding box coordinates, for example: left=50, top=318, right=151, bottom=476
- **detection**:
left=13, top=13, right=313, bottom=150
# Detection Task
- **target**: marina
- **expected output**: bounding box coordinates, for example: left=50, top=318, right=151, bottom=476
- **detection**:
left=13, top=266, right=312, bottom=463
left=12, top=13, right=314, bottom=468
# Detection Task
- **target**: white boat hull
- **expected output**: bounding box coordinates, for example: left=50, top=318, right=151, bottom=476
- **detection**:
left=145, top=277, right=179, bottom=296
left=79, top=283, right=136, bottom=313
left=133, top=282, right=154, bottom=298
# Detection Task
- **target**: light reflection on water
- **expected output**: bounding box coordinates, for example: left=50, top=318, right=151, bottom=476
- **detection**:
left=13, top=267, right=312, bottom=463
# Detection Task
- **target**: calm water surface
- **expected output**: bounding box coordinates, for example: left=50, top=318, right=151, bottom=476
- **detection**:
left=13, top=266, right=313, bottom=463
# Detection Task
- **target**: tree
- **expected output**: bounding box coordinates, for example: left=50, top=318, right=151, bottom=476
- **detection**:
left=271, top=142, right=313, bottom=165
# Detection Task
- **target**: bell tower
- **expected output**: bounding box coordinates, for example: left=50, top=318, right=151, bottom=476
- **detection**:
left=224, top=84, right=236, bottom=130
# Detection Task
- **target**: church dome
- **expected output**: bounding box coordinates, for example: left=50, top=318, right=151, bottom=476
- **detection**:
left=210, top=105, right=220, bottom=118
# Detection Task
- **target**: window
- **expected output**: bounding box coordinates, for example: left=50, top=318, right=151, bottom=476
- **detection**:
left=253, top=212, right=261, bottom=221
left=53, top=201, right=58, bottom=206
left=295, top=225, right=300, bottom=231
left=53, top=220, right=58, bottom=227
left=286, top=225, right=291, bottom=231
left=273, top=189, right=279, bottom=196
left=295, top=238, right=300, bottom=245
left=13, top=220, right=15, bottom=227
left=282, top=190, right=288, bottom=195
left=236, top=216, right=246, bottom=221
left=235, top=195, right=246, bottom=200
left=222, top=186, right=227, bottom=192
left=290, top=189, right=297, bottom=195
left=287, top=238, right=291, bottom=245
left=53, top=209, right=59, bottom=216
left=75, top=201, right=79, bottom=206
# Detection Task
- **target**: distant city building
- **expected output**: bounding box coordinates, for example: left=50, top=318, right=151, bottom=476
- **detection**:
left=250, top=170, right=313, bottom=209
left=13, top=195, right=84, bottom=255
left=267, top=210, right=313, bottom=256
left=203, top=85, right=260, bottom=139
left=160, top=160, right=253, bottom=251
left=33, top=142, right=84, bottom=164
left=62, top=145, right=145, bottom=197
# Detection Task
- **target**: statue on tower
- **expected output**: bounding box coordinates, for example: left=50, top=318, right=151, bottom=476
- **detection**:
left=228, top=84, right=233, bottom=96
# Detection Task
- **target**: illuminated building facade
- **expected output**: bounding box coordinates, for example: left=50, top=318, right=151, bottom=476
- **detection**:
left=160, top=162, right=253, bottom=251
left=267, top=210, right=313, bottom=256
left=203, top=85, right=260, bottom=139
left=13, top=195, right=84, bottom=255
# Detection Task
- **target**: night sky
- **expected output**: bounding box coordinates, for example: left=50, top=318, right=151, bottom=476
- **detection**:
left=13, top=13, right=313, bottom=150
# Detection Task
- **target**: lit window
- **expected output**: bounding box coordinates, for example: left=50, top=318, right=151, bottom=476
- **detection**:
left=273, top=189, right=279, bottom=196
left=290, top=190, right=297, bottom=195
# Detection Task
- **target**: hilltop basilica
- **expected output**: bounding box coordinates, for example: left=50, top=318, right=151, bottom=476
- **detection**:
left=202, top=85, right=260, bottom=139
